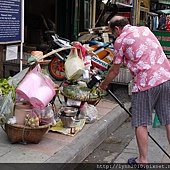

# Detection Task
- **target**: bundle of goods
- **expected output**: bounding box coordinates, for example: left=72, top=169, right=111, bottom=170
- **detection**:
left=14, top=102, right=55, bottom=127
left=64, top=48, right=85, bottom=81
left=3, top=102, right=55, bottom=144
left=1, top=64, right=58, bottom=144
left=61, top=84, right=103, bottom=102
left=16, top=64, right=56, bottom=109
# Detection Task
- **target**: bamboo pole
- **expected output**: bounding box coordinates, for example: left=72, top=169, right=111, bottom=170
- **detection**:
left=27, top=47, right=73, bottom=65
left=92, top=0, right=96, bottom=28
left=137, top=0, right=141, bottom=25
left=132, top=0, right=140, bottom=26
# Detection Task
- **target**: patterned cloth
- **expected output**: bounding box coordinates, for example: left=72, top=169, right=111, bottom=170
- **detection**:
left=113, top=24, right=170, bottom=92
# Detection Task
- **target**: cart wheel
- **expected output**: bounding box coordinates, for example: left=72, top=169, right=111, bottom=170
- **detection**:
left=48, top=56, right=66, bottom=81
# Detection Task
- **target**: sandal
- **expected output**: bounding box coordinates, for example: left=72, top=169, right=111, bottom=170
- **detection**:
left=128, top=157, right=148, bottom=170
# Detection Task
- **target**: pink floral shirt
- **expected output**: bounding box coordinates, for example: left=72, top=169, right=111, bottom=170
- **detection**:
left=114, top=24, right=170, bottom=92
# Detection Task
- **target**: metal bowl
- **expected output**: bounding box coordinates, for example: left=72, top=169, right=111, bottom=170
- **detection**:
left=61, top=107, right=78, bottom=117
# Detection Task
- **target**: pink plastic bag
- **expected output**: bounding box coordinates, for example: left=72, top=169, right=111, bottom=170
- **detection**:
left=16, top=65, right=55, bottom=109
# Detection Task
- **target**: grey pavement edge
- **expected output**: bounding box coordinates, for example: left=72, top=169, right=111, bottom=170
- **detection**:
left=45, top=103, right=130, bottom=163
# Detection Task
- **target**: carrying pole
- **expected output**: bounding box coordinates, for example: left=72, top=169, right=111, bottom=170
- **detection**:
left=107, top=89, right=170, bottom=159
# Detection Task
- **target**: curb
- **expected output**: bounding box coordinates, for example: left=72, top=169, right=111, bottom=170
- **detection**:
left=46, top=102, right=131, bottom=164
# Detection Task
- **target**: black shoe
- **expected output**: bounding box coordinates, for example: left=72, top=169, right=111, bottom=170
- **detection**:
left=128, top=157, right=148, bottom=170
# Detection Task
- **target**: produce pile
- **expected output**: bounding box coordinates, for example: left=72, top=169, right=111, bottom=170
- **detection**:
left=62, top=85, right=104, bottom=101
left=0, top=78, right=16, bottom=125
left=24, top=105, right=55, bottom=128
left=0, top=78, right=15, bottom=98
left=24, top=113, right=40, bottom=128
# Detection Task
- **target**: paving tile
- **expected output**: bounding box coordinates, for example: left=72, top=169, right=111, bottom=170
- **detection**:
left=0, top=148, right=50, bottom=163
left=114, top=152, right=137, bottom=163
left=45, top=131, right=74, bottom=143
left=0, top=129, right=13, bottom=146
left=160, top=146, right=170, bottom=163
left=103, top=153, right=119, bottom=163
left=13, top=135, right=68, bottom=156
left=96, top=99, right=117, bottom=109
left=0, top=146, right=11, bottom=157
left=97, top=107, right=114, bottom=119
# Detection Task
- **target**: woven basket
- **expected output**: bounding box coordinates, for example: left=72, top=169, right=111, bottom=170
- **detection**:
left=4, top=123, right=50, bottom=144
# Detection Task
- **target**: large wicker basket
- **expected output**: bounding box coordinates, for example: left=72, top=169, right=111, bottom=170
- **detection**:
left=4, top=123, right=50, bottom=144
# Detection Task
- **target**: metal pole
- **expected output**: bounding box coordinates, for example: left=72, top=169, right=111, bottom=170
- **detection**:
left=132, top=0, right=140, bottom=26
left=20, top=0, right=24, bottom=71
left=92, top=0, right=96, bottom=28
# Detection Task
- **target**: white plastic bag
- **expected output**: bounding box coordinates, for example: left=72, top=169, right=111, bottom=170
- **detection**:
left=0, top=91, right=14, bottom=125
left=8, top=68, right=29, bottom=88
left=32, top=104, right=55, bottom=125
left=80, top=103, right=98, bottom=123
left=64, top=48, right=85, bottom=80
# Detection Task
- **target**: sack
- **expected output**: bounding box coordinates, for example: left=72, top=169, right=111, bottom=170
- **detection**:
left=64, top=48, right=85, bottom=80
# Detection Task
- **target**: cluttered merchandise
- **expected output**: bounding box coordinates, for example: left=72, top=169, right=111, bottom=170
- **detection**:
left=0, top=44, right=110, bottom=144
